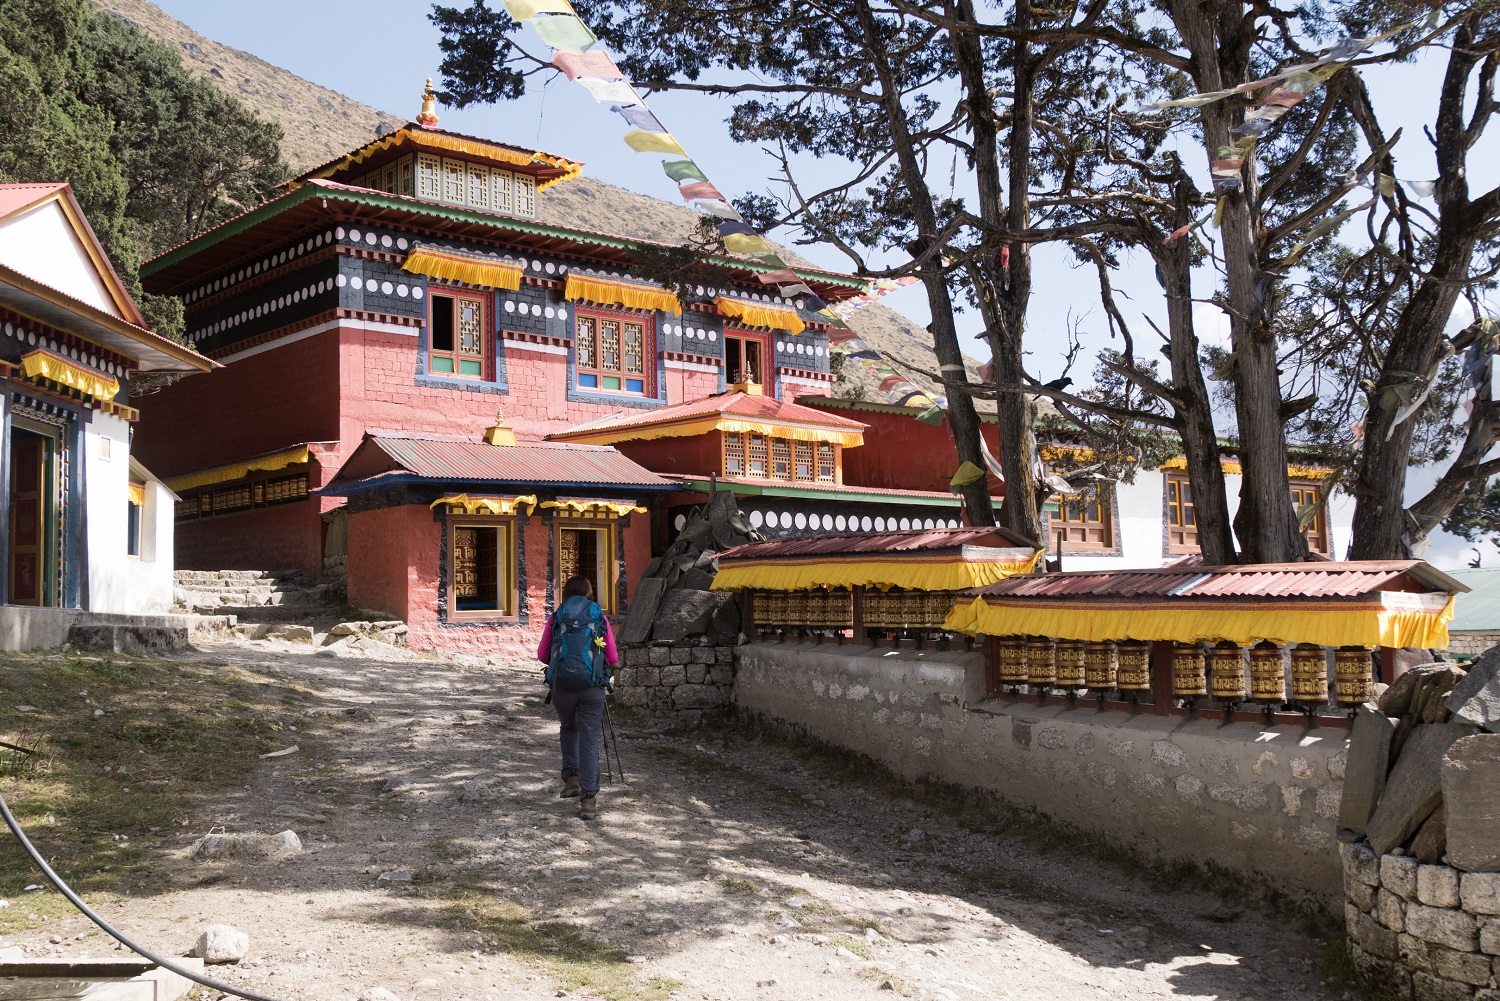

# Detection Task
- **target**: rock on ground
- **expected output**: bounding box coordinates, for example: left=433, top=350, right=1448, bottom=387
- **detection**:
left=192, top=924, right=248, bottom=964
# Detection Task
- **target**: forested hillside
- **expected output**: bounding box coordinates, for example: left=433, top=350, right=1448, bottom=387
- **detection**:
left=0, top=0, right=288, bottom=339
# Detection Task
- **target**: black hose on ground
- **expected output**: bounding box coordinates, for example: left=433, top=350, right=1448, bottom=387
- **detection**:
left=0, top=790, right=288, bottom=1001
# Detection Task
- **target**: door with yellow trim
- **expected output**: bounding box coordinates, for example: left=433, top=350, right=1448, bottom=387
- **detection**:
left=8, top=431, right=53, bottom=606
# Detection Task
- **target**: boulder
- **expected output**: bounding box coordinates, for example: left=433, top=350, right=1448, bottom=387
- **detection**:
left=706, top=595, right=742, bottom=646
left=1440, top=733, right=1500, bottom=872
left=191, top=830, right=302, bottom=861
left=1364, top=723, right=1472, bottom=857
left=192, top=924, right=249, bottom=964
left=1445, top=646, right=1500, bottom=732
left=677, top=512, right=714, bottom=550
left=1408, top=805, right=1446, bottom=865
left=652, top=589, right=720, bottom=643
left=682, top=568, right=715, bottom=592
left=1379, top=669, right=1426, bottom=719
left=621, top=577, right=666, bottom=645
left=1339, top=705, right=1398, bottom=835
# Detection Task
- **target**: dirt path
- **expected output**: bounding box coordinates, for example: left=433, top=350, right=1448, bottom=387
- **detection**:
left=4, top=638, right=1347, bottom=1001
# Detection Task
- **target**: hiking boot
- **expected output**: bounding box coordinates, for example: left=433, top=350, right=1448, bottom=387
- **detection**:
left=577, top=796, right=597, bottom=821
left=559, top=775, right=581, bottom=798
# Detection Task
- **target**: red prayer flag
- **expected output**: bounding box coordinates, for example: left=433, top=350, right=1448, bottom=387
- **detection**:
left=755, top=269, right=801, bottom=285
left=678, top=180, right=726, bottom=202
left=1164, top=222, right=1194, bottom=245
left=551, top=49, right=625, bottom=82
left=1262, top=88, right=1307, bottom=109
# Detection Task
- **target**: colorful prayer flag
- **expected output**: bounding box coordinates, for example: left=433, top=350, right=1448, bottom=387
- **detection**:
left=662, top=159, right=709, bottom=183
left=693, top=200, right=742, bottom=221
left=576, top=78, right=639, bottom=103
left=678, top=180, right=726, bottom=202
left=755, top=268, right=800, bottom=285
left=611, top=104, right=667, bottom=132
left=532, top=13, right=597, bottom=52
left=722, top=232, right=773, bottom=255
left=500, top=0, right=574, bottom=20
left=622, top=129, right=687, bottom=155
left=552, top=49, right=624, bottom=81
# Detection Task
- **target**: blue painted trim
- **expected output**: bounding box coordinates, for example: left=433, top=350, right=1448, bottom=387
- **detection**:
left=414, top=374, right=510, bottom=395
left=414, top=282, right=509, bottom=393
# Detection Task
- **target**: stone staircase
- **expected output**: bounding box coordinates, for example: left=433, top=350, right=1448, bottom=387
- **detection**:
left=173, top=569, right=340, bottom=622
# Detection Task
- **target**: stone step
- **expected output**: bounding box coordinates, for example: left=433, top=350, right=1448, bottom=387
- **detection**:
left=173, top=569, right=312, bottom=586
left=205, top=605, right=331, bottom=623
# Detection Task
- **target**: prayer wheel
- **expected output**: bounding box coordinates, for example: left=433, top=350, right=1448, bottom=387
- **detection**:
left=1209, top=643, right=1248, bottom=702
left=1172, top=643, right=1208, bottom=698
left=999, top=636, right=1028, bottom=684
left=1026, top=637, right=1057, bottom=687
left=1291, top=643, right=1330, bottom=703
left=1335, top=646, right=1376, bottom=705
left=1056, top=640, right=1087, bottom=688
left=1249, top=642, right=1286, bottom=702
left=1084, top=641, right=1118, bottom=690
left=1116, top=640, right=1151, bottom=691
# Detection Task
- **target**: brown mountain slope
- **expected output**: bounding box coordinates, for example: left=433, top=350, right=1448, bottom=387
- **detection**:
left=94, top=0, right=961, bottom=403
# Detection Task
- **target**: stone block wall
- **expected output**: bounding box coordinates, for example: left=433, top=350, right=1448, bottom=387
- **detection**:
left=614, top=642, right=735, bottom=722
left=1342, top=842, right=1500, bottom=999
left=734, top=641, right=1349, bottom=901
left=1452, top=633, right=1500, bottom=659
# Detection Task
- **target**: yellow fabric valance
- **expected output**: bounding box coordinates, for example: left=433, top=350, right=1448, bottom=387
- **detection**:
left=1157, top=456, right=1334, bottom=479
left=308, top=129, right=583, bottom=191
left=540, top=499, right=647, bottom=517
left=429, top=493, right=538, bottom=516
left=712, top=550, right=1042, bottom=593
left=402, top=247, right=523, bottom=290
left=559, top=416, right=863, bottom=449
left=127, top=482, right=146, bottom=507
left=715, top=296, right=806, bottom=336
left=563, top=274, right=681, bottom=316
left=165, top=446, right=310, bottom=493
left=20, top=350, right=119, bottom=402
left=943, top=591, right=1456, bottom=650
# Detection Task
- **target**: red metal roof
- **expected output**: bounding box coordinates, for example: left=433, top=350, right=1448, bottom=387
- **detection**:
left=720, top=526, right=1040, bottom=561
left=964, top=561, right=1468, bottom=599
left=551, top=390, right=868, bottom=441
left=324, top=432, right=675, bottom=494
left=0, top=183, right=70, bottom=219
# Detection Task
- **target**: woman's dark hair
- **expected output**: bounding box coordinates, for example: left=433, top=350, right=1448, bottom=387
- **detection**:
left=563, top=575, right=593, bottom=600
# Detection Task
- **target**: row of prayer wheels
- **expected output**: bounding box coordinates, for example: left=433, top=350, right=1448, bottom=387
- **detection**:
left=996, top=637, right=1376, bottom=705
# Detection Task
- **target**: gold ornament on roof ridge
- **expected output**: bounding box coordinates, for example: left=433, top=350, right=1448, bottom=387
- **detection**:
left=418, top=78, right=440, bottom=128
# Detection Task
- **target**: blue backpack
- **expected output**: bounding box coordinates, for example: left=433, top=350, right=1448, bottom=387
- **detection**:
left=547, top=595, right=608, bottom=690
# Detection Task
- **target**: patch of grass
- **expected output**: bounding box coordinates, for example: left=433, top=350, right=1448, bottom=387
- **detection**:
left=714, top=876, right=757, bottom=894
left=857, top=965, right=908, bottom=992
left=432, top=889, right=678, bottom=1001
left=833, top=934, right=873, bottom=959
left=0, top=651, right=312, bottom=894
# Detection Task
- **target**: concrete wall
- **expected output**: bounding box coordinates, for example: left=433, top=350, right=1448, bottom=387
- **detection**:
left=83, top=414, right=174, bottom=614
left=735, top=641, right=1350, bottom=902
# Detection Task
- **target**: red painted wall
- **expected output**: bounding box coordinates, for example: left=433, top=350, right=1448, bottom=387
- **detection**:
left=174, top=499, right=323, bottom=572
left=612, top=436, right=722, bottom=478
left=818, top=405, right=1005, bottom=496
left=664, top=363, right=719, bottom=407
left=346, top=504, right=414, bottom=621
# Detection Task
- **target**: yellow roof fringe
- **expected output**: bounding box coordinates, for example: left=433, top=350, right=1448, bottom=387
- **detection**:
left=563, top=273, right=682, bottom=315
left=1157, top=456, right=1334, bottom=479
left=165, top=446, right=311, bottom=493
left=561, top=415, right=863, bottom=449
left=127, top=482, right=146, bottom=507
left=20, top=350, right=119, bottom=402
left=712, top=550, right=1042, bottom=593
left=539, top=499, right=647, bottom=517
left=714, top=295, right=806, bottom=335
left=402, top=247, right=524, bottom=291
left=307, top=128, right=584, bottom=191
left=943, top=591, right=1455, bottom=650
left=429, top=493, right=538, bottom=516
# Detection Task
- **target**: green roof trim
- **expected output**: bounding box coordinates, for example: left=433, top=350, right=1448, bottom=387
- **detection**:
left=675, top=476, right=962, bottom=508
left=142, top=182, right=866, bottom=290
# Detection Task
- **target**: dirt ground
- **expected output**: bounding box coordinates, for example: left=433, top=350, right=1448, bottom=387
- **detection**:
left=0, top=636, right=1351, bottom=1001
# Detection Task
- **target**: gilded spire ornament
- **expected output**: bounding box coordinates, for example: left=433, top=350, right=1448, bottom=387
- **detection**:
left=417, top=78, right=440, bottom=128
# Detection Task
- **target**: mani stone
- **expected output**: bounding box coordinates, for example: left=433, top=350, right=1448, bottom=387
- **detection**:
left=1446, top=646, right=1500, bottom=732
left=1440, top=734, right=1500, bottom=873
left=1365, top=723, right=1472, bottom=857
left=621, top=576, right=666, bottom=645
left=651, top=589, right=720, bottom=643
left=1340, top=704, right=1398, bottom=835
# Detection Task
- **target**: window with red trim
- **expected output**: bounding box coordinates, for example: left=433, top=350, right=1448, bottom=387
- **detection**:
left=428, top=289, right=490, bottom=379
left=575, top=308, right=654, bottom=396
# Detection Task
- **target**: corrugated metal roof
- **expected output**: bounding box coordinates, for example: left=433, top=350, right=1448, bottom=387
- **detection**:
left=341, top=433, right=674, bottom=489
left=720, top=526, right=1039, bottom=561
left=553, top=390, right=868, bottom=439
left=292, top=124, right=582, bottom=185
left=964, top=560, right=1467, bottom=600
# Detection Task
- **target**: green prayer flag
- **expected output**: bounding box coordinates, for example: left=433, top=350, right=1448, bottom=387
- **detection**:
left=914, top=404, right=946, bottom=426
left=662, top=159, right=709, bottom=183
left=532, top=13, right=597, bottom=53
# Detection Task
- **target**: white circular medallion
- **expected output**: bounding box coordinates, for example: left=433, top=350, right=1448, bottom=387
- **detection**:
left=381, top=235, right=393, bottom=248
left=674, top=514, right=687, bottom=531
left=397, top=285, right=408, bottom=297
left=861, top=516, right=873, bottom=531
left=412, top=287, right=424, bottom=300
left=545, top=307, right=555, bottom=318
left=875, top=517, right=887, bottom=531
left=750, top=510, right=764, bottom=528
left=505, top=301, right=515, bottom=313
left=351, top=277, right=363, bottom=290
left=900, top=517, right=912, bottom=530
left=381, top=281, right=394, bottom=295
left=794, top=512, right=807, bottom=529
left=336, top=274, right=347, bottom=287
left=397, top=238, right=409, bottom=250
left=365, top=232, right=377, bottom=246
left=348, top=228, right=360, bottom=242
left=835, top=515, right=847, bottom=531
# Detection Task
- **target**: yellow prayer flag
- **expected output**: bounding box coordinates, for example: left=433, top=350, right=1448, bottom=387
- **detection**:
left=622, top=129, right=688, bottom=156
left=501, top=0, right=574, bottom=20
left=722, top=232, right=772, bottom=256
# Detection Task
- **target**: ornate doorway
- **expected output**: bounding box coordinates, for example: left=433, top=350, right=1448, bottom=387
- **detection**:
left=8, top=426, right=58, bottom=606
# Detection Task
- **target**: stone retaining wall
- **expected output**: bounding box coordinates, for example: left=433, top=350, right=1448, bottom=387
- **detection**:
left=1452, top=633, right=1500, bottom=659
left=614, top=642, right=735, bottom=722
left=734, top=641, right=1349, bottom=901
left=1342, top=841, right=1500, bottom=999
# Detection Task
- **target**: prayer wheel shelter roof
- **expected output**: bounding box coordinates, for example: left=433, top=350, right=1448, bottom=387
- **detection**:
left=549, top=389, right=869, bottom=449
left=946, top=560, right=1470, bottom=650
left=712, top=526, right=1044, bottom=593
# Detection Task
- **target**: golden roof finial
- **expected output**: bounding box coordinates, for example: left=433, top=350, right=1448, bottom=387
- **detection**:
left=417, top=77, right=440, bottom=128
left=483, top=410, right=517, bottom=447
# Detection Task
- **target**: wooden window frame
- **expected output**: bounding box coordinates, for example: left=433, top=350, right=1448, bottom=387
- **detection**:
left=514, top=173, right=537, bottom=217
left=448, top=517, right=519, bottom=621
left=725, top=329, right=773, bottom=391
left=1164, top=471, right=1199, bottom=553
left=573, top=307, right=655, bottom=397
left=553, top=518, right=618, bottom=616
left=815, top=442, right=836, bottom=483
left=427, top=288, right=491, bottom=380
left=722, top=432, right=837, bottom=484
left=1290, top=479, right=1330, bottom=554
left=1050, top=485, right=1116, bottom=552
left=417, top=153, right=442, bottom=200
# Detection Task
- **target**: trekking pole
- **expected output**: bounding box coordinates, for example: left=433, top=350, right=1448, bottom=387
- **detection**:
left=604, top=702, right=626, bottom=784
left=600, top=711, right=614, bottom=785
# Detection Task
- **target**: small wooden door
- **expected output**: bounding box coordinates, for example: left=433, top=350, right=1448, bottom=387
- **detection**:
left=558, top=526, right=611, bottom=612
left=8, top=434, right=48, bottom=606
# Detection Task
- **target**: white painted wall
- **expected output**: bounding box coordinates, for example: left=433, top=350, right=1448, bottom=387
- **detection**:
left=83, top=414, right=174, bottom=613
left=0, top=202, right=122, bottom=317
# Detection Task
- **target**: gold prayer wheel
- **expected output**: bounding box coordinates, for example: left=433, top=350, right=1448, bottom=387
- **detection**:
left=1209, top=643, right=1248, bottom=702
left=1056, top=640, right=1087, bottom=687
left=1335, top=646, right=1376, bottom=705
left=999, top=636, right=1028, bottom=683
left=1117, top=640, right=1151, bottom=690
left=1026, top=637, right=1057, bottom=687
left=1172, top=643, right=1208, bottom=698
left=1291, top=643, right=1329, bottom=703
left=1249, top=642, right=1286, bottom=702
left=1084, top=642, right=1118, bottom=690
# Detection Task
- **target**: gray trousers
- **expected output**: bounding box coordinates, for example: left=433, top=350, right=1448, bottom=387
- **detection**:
left=553, top=685, right=607, bottom=798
